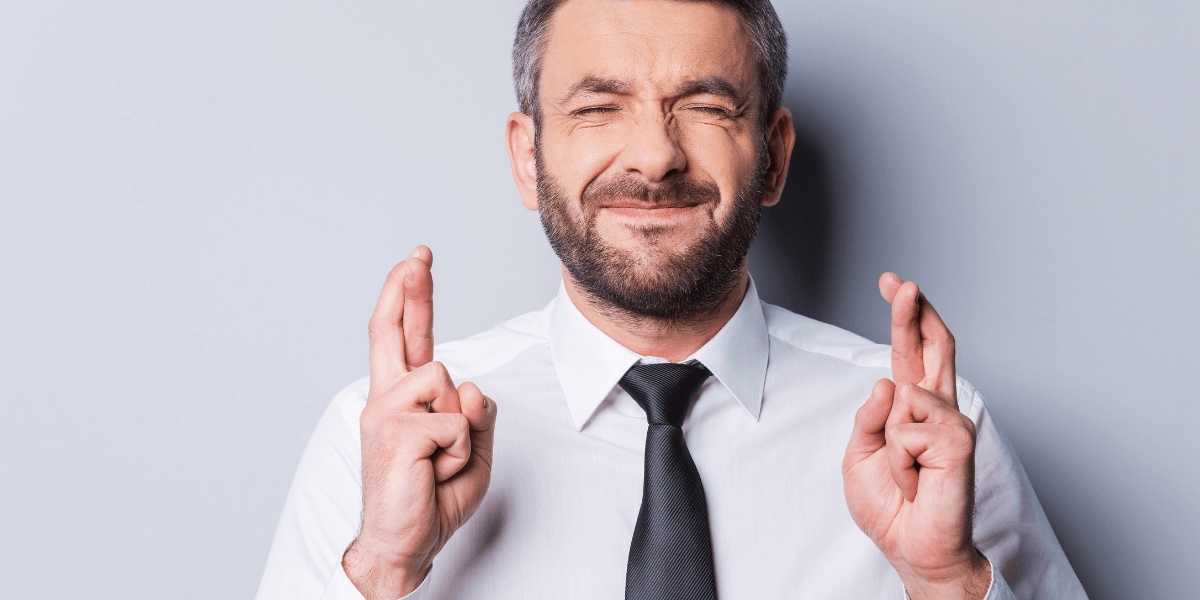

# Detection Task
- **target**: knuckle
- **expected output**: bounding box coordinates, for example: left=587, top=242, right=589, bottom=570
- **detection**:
left=947, top=424, right=975, bottom=449
left=359, top=410, right=375, bottom=434
left=366, top=318, right=384, bottom=338
left=360, top=402, right=383, bottom=427
left=407, top=361, right=434, bottom=381
left=883, top=423, right=900, bottom=441
left=961, top=416, right=978, bottom=438
left=427, top=360, right=450, bottom=380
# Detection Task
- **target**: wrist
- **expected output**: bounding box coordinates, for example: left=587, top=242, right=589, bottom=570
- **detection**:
left=900, top=549, right=991, bottom=600
left=343, top=536, right=431, bottom=600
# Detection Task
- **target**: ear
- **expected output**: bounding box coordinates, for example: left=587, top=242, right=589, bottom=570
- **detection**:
left=760, top=107, right=795, bottom=208
left=506, top=112, right=539, bottom=210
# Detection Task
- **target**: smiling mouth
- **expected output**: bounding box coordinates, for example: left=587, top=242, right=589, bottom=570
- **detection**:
left=599, top=204, right=707, bottom=225
left=599, top=198, right=707, bottom=210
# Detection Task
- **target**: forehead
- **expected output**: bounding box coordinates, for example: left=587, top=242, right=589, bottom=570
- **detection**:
left=541, top=0, right=756, bottom=99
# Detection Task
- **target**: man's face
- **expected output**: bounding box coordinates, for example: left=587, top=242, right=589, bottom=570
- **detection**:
left=530, top=0, right=772, bottom=322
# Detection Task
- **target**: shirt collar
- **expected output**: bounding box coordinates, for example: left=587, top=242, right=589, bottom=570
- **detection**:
left=548, top=278, right=770, bottom=431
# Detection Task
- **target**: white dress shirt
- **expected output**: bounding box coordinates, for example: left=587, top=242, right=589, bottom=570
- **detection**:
left=256, top=280, right=1086, bottom=600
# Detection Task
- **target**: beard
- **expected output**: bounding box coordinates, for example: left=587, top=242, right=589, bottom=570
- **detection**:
left=536, top=149, right=768, bottom=325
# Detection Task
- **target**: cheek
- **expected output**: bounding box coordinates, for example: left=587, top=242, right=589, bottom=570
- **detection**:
left=543, top=125, right=624, bottom=196
left=677, top=124, right=760, bottom=218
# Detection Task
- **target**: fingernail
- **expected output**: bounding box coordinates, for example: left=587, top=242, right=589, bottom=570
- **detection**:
left=409, top=247, right=421, bottom=258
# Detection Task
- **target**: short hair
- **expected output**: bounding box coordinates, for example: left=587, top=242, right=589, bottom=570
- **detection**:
left=512, top=0, right=788, bottom=129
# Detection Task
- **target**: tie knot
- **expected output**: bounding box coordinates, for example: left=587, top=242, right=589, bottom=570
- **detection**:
left=619, top=362, right=712, bottom=426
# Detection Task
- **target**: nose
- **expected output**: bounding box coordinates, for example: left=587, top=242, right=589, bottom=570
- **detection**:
left=618, top=115, right=686, bottom=182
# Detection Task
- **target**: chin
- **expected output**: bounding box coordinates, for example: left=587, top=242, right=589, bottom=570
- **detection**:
left=615, top=236, right=698, bottom=267
left=615, top=222, right=700, bottom=251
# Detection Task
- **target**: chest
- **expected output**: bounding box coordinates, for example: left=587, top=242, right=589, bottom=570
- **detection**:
left=424, top=361, right=901, bottom=599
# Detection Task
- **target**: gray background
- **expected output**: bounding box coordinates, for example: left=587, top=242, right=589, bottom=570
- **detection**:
left=1, top=1, right=1195, bottom=598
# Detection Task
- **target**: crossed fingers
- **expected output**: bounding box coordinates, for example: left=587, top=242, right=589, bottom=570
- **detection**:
left=368, top=246, right=435, bottom=391
left=879, top=272, right=956, bottom=400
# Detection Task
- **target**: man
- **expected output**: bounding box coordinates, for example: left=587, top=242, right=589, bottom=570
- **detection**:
left=257, top=1, right=1085, bottom=599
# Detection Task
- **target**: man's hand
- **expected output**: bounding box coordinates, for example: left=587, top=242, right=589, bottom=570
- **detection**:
left=343, top=246, right=497, bottom=600
left=842, top=273, right=991, bottom=600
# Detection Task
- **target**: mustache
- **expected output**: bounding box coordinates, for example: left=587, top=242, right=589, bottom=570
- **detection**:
left=580, top=174, right=721, bottom=215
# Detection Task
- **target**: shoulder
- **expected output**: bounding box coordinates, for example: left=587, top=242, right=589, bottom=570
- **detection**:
left=328, top=301, right=554, bottom=413
left=761, top=301, right=980, bottom=414
left=432, top=301, right=553, bottom=380
left=762, top=301, right=892, bottom=369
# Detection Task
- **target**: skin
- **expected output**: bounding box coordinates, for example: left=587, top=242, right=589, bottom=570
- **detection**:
left=343, top=246, right=497, bottom=598
left=843, top=274, right=992, bottom=600
left=508, top=0, right=793, bottom=361
left=346, top=1, right=988, bottom=599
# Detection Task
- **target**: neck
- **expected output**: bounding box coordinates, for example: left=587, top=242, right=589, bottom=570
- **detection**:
left=562, top=265, right=750, bottom=363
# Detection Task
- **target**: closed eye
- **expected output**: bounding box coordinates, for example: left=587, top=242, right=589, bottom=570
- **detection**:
left=686, top=105, right=734, bottom=117
left=572, top=105, right=620, bottom=116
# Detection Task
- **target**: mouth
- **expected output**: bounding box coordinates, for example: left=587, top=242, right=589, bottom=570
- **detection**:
left=600, top=197, right=705, bottom=210
left=598, top=198, right=709, bottom=221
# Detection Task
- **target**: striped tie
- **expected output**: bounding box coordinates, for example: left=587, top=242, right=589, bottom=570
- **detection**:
left=619, top=362, right=718, bottom=600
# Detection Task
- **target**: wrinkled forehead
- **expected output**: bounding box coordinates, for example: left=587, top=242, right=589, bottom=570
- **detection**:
left=540, top=0, right=758, bottom=105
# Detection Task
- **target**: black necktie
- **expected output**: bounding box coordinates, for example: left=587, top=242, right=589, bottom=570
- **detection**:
left=619, top=362, right=718, bottom=600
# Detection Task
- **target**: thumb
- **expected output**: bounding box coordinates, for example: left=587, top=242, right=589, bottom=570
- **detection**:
left=845, top=378, right=895, bottom=463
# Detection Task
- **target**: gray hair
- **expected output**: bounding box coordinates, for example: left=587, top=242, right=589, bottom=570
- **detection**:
left=512, top=0, right=788, bottom=129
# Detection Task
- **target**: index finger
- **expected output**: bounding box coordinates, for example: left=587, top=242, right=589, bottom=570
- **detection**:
left=367, top=259, right=411, bottom=388
left=879, top=273, right=956, bottom=397
left=882, top=274, right=924, bottom=386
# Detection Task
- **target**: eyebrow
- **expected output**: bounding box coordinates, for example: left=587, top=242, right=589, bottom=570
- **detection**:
left=558, top=76, right=633, bottom=104
left=556, top=75, right=749, bottom=108
left=673, top=77, right=746, bottom=104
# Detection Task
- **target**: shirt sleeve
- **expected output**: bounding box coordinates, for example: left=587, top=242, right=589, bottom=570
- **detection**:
left=979, top=553, right=1017, bottom=600
left=321, top=561, right=429, bottom=600
left=255, top=382, right=372, bottom=600
left=903, top=554, right=1016, bottom=600
left=965, top=384, right=1090, bottom=600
